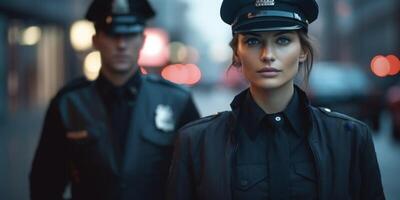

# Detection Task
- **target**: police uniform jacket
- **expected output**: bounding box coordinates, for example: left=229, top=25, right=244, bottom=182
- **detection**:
left=30, top=74, right=199, bottom=200
left=167, top=86, right=385, bottom=200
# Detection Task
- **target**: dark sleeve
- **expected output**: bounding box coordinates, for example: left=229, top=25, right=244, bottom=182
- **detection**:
left=30, top=98, right=68, bottom=200
left=176, top=95, right=200, bottom=129
left=360, top=126, right=385, bottom=200
left=166, top=130, right=197, bottom=200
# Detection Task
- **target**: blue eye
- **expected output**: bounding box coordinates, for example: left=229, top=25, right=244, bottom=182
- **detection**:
left=276, top=37, right=291, bottom=45
left=245, top=38, right=261, bottom=46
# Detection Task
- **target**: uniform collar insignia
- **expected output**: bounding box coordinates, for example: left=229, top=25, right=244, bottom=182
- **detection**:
left=155, top=104, right=175, bottom=132
left=255, top=0, right=275, bottom=7
left=112, top=0, right=130, bottom=14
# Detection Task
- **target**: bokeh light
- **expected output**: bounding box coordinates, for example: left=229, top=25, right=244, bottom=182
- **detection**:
left=371, top=55, right=390, bottom=77
left=186, top=46, right=200, bottom=64
left=386, top=55, right=400, bottom=76
left=169, top=42, right=188, bottom=63
left=138, top=28, right=169, bottom=67
left=70, top=20, right=95, bottom=51
left=21, top=26, right=41, bottom=45
left=83, top=51, right=101, bottom=80
left=161, top=64, right=201, bottom=85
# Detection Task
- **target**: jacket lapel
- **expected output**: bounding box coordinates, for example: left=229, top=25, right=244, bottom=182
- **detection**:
left=88, top=83, right=120, bottom=174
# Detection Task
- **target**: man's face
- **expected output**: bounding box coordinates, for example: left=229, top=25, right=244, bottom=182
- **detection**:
left=93, top=31, right=144, bottom=74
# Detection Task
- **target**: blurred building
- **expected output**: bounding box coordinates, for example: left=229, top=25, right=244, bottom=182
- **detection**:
left=0, top=0, right=92, bottom=120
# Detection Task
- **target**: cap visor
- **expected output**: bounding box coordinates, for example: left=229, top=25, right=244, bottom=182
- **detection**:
left=234, top=17, right=305, bottom=33
left=105, top=24, right=145, bottom=35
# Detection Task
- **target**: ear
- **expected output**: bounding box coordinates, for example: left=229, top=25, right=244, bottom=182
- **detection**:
left=299, top=47, right=308, bottom=63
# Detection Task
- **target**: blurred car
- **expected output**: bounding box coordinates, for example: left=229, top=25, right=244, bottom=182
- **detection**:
left=305, top=62, right=383, bottom=132
left=386, top=82, right=400, bottom=139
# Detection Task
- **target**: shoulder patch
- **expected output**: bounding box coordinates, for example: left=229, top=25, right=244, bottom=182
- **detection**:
left=144, top=74, right=189, bottom=92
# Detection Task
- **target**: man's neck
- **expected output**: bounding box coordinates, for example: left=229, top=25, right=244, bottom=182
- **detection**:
left=100, top=68, right=138, bottom=87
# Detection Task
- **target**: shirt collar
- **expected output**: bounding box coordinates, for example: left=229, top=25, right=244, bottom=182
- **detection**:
left=232, top=85, right=310, bottom=140
left=96, top=71, right=142, bottom=99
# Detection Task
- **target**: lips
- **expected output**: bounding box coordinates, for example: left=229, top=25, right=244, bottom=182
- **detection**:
left=113, top=55, right=131, bottom=61
left=257, top=67, right=281, bottom=73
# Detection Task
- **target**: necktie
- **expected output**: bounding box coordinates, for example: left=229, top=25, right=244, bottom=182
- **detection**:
left=266, top=115, right=291, bottom=200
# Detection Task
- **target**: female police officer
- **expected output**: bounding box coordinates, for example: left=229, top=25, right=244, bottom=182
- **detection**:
left=167, top=0, right=385, bottom=199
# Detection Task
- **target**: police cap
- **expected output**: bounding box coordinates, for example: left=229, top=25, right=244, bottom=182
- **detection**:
left=220, top=0, right=319, bottom=33
left=86, top=0, right=155, bottom=35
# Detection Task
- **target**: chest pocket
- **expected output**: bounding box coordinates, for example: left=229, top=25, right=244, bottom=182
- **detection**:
left=291, top=162, right=318, bottom=199
left=234, top=165, right=268, bottom=199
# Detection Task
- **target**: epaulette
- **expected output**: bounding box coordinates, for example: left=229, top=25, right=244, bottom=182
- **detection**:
left=56, top=77, right=92, bottom=97
left=180, top=111, right=228, bottom=130
left=144, top=74, right=190, bottom=92
left=317, top=107, right=364, bottom=125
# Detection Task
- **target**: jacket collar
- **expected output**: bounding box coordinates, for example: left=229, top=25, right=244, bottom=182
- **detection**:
left=230, top=84, right=312, bottom=138
left=95, top=71, right=141, bottom=101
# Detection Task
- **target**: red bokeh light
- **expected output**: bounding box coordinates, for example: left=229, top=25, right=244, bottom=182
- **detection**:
left=386, top=55, right=400, bottom=76
left=161, top=64, right=201, bottom=85
left=371, top=55, right=390, bottom=77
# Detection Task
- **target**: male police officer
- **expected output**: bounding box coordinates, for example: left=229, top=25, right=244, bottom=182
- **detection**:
left=29, top=0, right=200, bottom=199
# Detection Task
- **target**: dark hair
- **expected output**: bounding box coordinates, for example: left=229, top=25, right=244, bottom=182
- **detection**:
left=228, top=30, right=315, bottom=85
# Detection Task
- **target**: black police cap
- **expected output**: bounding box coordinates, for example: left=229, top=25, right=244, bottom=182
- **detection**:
left=86, top=0, right=155, bottom=35
left=220, top=0, right=319, bottom=33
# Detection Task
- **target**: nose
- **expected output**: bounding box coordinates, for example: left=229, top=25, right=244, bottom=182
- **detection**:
left=115, top=36, right=128, bottom=49
left=260, top=44, right=275, bottom=63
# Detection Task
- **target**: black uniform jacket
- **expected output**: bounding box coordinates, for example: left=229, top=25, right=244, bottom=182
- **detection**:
left=167, top=87, right=385, bottom=200
left=30, top=74, right=199, bottom=200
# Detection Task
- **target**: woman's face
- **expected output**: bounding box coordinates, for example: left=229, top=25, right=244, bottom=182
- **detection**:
left=236, top=31, right=307, bottom=90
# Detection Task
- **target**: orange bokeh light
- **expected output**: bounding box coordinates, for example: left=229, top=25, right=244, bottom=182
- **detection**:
left=386, top=55, right=400, bottom=76
left=161, top=64, right=201, bottom=85
left=371, top=55, right=390, bottom=77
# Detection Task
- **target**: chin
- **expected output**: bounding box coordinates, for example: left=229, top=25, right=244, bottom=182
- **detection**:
left=251, top=78, right=288, bottom=90
left=111, top=64, right=136, bottom=74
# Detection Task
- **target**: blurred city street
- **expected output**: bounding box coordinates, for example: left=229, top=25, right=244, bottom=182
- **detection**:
left=1, top=87, right=400, bottom=199
left=0, top=0, right=399, bottom=199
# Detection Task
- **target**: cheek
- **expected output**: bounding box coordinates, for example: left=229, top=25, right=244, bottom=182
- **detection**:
left=237, top=46, right=259, bottom=66
left=128, top=41, right=143, bottom=54
left=277, top=46, right=301, bottom=72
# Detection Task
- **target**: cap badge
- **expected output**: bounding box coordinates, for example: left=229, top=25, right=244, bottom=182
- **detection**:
left=112, top=0, right=130, bottom=14
left=155, top=104, right=175, bottom=132
left=255, top=0, right=275, bottom=7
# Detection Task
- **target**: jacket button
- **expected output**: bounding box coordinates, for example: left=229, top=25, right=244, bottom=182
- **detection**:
left=240, top=180, right=248, bottom=186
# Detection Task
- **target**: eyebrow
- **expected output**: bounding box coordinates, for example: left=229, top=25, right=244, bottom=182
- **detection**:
left=242, top=31, right=293, bottom=37
left=273, top=31, right=293, bottom=36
